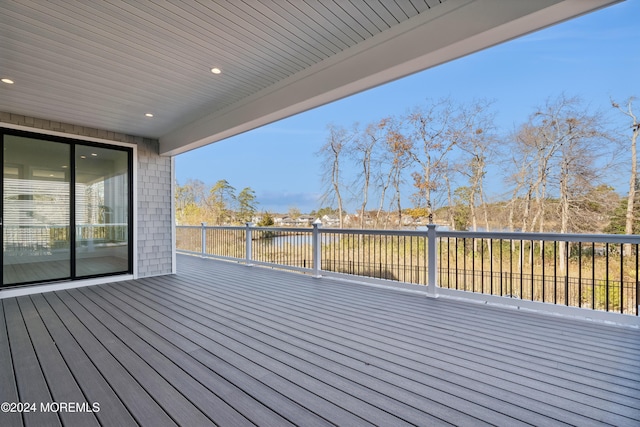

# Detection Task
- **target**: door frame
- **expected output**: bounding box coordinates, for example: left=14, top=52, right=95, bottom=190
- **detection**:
left=1, top=124, right=138, bottom=289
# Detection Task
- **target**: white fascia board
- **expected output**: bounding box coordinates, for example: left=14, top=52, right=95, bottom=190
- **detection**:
left=159, top=0, right=620, bottom=156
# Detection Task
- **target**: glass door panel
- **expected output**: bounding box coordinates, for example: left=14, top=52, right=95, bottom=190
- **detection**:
left=75, top=145, right=129, bottom=277
left=3, top=135, right=71, bottom=284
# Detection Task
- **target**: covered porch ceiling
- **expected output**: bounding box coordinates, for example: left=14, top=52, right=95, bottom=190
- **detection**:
left=0, top=0, right=621, bottom=156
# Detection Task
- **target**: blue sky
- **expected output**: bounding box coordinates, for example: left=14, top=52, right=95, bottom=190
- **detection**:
left=176, top=1, right=639, bottom=214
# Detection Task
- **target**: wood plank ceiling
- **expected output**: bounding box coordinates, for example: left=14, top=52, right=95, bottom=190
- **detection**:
left=0, top=0, right=621, bottom=155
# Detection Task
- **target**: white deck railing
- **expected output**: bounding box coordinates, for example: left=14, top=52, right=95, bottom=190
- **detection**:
left=176, top=224, right=640, bottom=323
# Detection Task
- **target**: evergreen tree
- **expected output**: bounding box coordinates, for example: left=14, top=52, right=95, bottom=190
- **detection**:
left=237, top=187, right=258, bottom=223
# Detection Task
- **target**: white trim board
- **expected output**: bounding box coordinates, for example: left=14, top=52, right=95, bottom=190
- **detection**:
left=0, top=274, right=134, bottom=299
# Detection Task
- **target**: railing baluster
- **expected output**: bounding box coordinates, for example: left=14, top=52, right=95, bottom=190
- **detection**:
left=565, top=241, right=569, bottom=306
left=427, top=224, right=437, bottom=297
left=245, top=223, right=252, bottom=266
left=541, top=240, right=545, bottom=303
left=201, top=222, right=206, bottom=257
left=578, top=242, right=582, bottom=308
left=592, top=242, right=596, bottom=310
left=530, top=240, right=534, bottom=302
left=312, top=221, right=321, bottom=277
left=606, top=242, right=610, bottom=311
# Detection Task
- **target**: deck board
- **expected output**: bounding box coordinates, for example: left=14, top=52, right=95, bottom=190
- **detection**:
left=74, top=285, right=289, bottom=427
left=109, top=279, right=382, bottom=427
left=15, top=296, right=100, bottom=427
left=28, top=293, right=138, bottom=427
left=138, top=275, right=524, bottom=425
left=42, top=292, right=177, bottom=426
left=114, top=278, right=441, bottom=427
left=1, top=254, right=639, bottom=426
left=3, top=298, right=61, bottom=427
left=0, top=301, right=23, bottom=427
left=93, top=282, right=337, bottom=427
left=53, top=289, right=214, bottom=427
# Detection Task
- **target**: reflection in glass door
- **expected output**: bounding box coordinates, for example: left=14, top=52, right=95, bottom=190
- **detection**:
left=75, top=145, right=130, bottom=277
left=2, top=135, right=71, bottom=284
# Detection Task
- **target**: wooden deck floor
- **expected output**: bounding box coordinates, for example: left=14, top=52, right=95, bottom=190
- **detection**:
left=1, top=254, right=639, bottom=426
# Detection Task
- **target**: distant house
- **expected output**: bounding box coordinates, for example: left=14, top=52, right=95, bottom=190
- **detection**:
left=415, top=217, right=429, bottom=225
left=280, top=217, right=297, bottom=226
left=297, top=215, right=315, bottom=226
left=273, top=215, right=287, bottom=225
left=321, top=214, right=341, bottom=227
left=349, top=213, right=374, bottom=226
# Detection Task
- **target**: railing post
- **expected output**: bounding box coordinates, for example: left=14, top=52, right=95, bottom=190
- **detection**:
left=312, top=219, right=322, bottom=278
left=201, top=222, right=207, bottom=257
left=245, top=222, right=253, bottom=266
left=427, top=224, right=438, bottom=298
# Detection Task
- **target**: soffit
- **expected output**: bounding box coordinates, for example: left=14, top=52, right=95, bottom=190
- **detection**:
left=0, top=0, right=621, bottom=155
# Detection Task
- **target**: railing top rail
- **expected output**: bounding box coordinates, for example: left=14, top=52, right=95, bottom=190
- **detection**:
left=176, top=225, right=313, bottom=233
left=438, top=230, right=640, bottom=244
left=4, top=224, right=127, bottom=228
left=77, top=223, right=128, bottom=226
left=204, top=225, right=245, bottom=231
left=175, top=224, right=640, bottom=244
left=251, top=226, right=313, bottom=233
left=176, top=225, right=246, bottom=231
left=319, top=227, right=427, bottom=237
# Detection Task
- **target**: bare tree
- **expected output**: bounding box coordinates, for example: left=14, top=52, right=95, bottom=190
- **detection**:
left=175, top=179, right=207, bottom=224
left=506, top=123, right=539, bottom=234
left=504, top=151, right=533, bottom=233
left=370, top=116, right=405, bottom=228
left=318, top=124, right=356, bottom=228
left=456, top=99, right=496, bottom=233
left=373, top=144, right=395, bottom=228
left=612, top=97, right=640, bottom=253
left=522, top=96, right=611, bottom=270
left=406, top=98, right=458, bottom=222
left=443, top=169, right=455, bottom=229
left=351, top=119, right=387, bottom=228
left=536, top=97, right=610, bottom=238
left=385, top=117, right=412, bottom=227
left=512, top=97, right=581, bottom=234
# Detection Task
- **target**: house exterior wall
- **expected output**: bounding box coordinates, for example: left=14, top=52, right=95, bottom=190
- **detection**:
left=0, top=112, right=173, bottom=278
left=136, top=137, right=173, bottom=276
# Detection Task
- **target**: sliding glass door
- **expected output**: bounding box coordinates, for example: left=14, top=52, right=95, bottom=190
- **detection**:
left=2, top=135, right=71, bottom=284
left=75, top=145, right=130, bottom=277
left=2, top=130, right=132, bottom=287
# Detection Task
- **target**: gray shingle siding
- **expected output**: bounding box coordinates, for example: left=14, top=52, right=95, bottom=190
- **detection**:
left=0, top=112, right=173, bottom=278
left=136, top=137, right=173, bottom=277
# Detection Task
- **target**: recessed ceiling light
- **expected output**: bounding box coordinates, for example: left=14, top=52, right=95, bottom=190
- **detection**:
left=211, top=67, right=221, bottom=74
left=145, top=113, right=154, bottom=117
left=61, top=165, right=68, bottom=168
left=91, top=153, right=98, bottom=156
left=80, top=155, right=86, bottom=159
left=1, top=78, right=14, bottom=84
